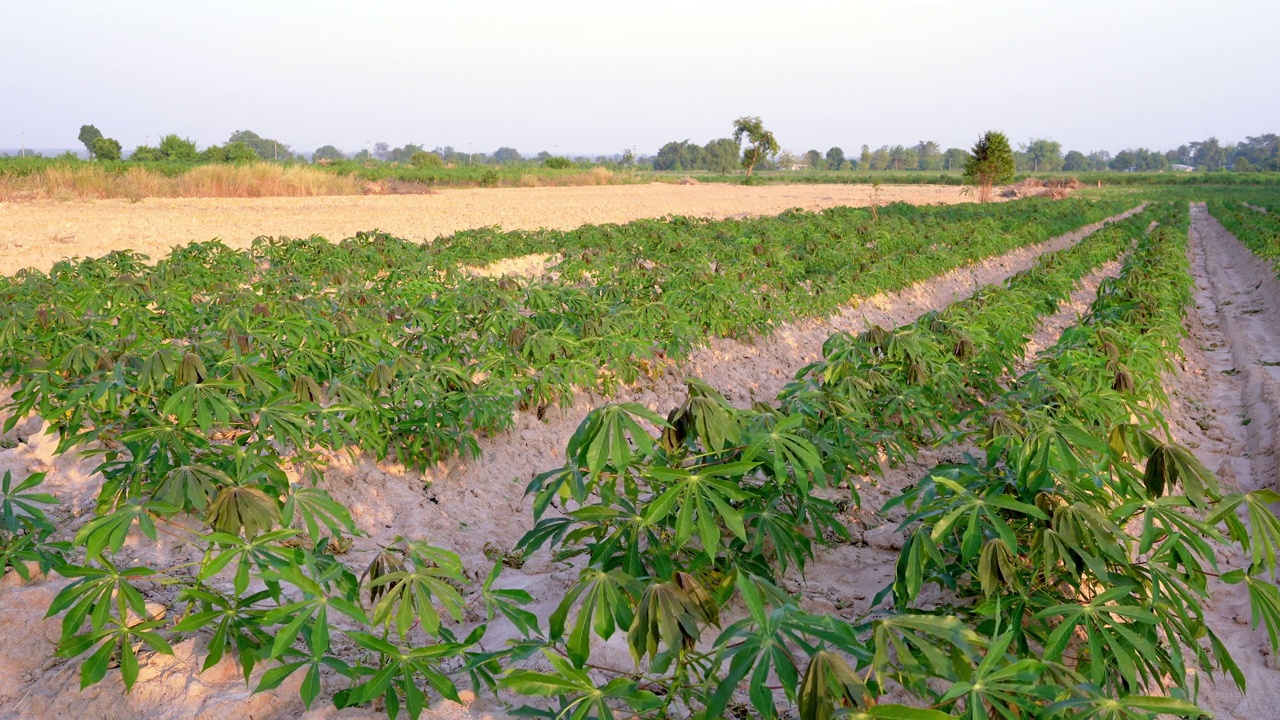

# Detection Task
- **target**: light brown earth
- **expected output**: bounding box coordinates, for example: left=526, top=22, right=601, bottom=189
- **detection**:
left=0, top=183, right=976, bottom=275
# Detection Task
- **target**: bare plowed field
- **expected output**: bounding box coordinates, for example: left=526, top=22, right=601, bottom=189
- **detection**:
left=0, top=183, right=975, bottom=275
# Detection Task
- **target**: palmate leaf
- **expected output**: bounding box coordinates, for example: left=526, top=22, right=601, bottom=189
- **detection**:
left=668, top=378, right=742, bottom=452
left=366, top=541, right=466, bottom=640
left=642, top=461, right=755, bottom=557
left=281, top=486, right=357, bottom=543
left=1209, top=489, right=1280, bottom=579
left=75, top=500, right=170, bottom=559
left=1222, top=569, right=1280, bottom=655
left=48, top=559, right=174, bottom=692
left=564, top=402, right=665, bottom=484
left=206, top=486, right=280, bottom=538
left=549, top=566, right=641, bottom=669
left=1142, top=442, right=1219, bottom=507
left=1045, top=687, right=1211, bottom=719
left=482, top=562, right=541, bottom=639
left=154, top=463, right=231, bottom=511
left=160, top=380, right=241, bottom=433
left=798, top=650, right=871, bottom=720
left=938, top=631, right=1047, bottom=720
left=626, top=571, right=719, bottom=667
left=744, top=412, right=826, bottom=491
left=708, top=574, right=868, bottom=718
left=259, top=563, right=370, bottom=660
left=1034, top=584, right=1164, bottom=691
left=177, top=351, right=207, bottom=385
left=977, top=538, right=1021, bottom=598
left=0, top=469, right=58, bottom=533
left=46, top=558, right=157, bottom=641
left=872, top=613, right=982, bottom=693
left=253, top=627, right=353, bottom=710
left=914, top=473, right=1046, bottom=566
left=335, top=631, right=469, bottom=720
left=500, top=649, right=661, bottom=720
left=199, top=529, right=297, bottom=596
left=173, top=586, right=275, bottom=680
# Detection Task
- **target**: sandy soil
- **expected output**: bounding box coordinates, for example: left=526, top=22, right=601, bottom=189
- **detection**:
left=0, top=184, right=978, bottom=276
left=1170, top=205, right=1280, bottom=717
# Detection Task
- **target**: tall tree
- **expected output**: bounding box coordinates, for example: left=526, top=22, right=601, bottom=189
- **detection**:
left=1062, top=150, right=1090, bottom=172
left=654, top=140, right=706, bottom=171
left=942, top=148, right=968, bottom=171
left=805, top=149, right=824, bottom=171
left=494, top=147, right=522, bottom=164
left=1192, top=137, right=1226, bottom=170
left=704, top=138, right=740, bottom=174
left=916, top=141, right=942, bottom=170
left=870, top=147, right=891, bottom=171
left=78, top=125, right=103, bottom=158
left=888, top=145, right=908, bottom=171
left=313, top=145, right=345, bottom=162
left=1024, top=138, right=1064, bottom=172
left=825, top=147, right=845, bottom=170
left=732, top=116, right=779, bottom=180
left=964, top=131, right=1015, bottom=203
left=228, top=130, right=286, bottom=161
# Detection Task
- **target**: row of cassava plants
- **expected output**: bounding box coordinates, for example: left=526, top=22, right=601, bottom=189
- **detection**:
left=1206, top=196, right=1280, bottom=269
left=0, top=198, right=1132, bottom=477
left=502, top=206, right=1148, bottom=717
left=0, top=201, right=1135, bottom=712
left=501, top=202, right=1280, bottom=718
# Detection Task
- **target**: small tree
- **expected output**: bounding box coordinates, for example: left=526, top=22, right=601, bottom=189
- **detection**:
left=410, top=151, right=444, bottom=168
left=78, top=125, right=103, bottom=158
left=130, top=145, right=165, bottom=162
left=158, top=134, right=199, bottom=162
left=732, top=116, right=779, bottom=181
left=313, top=145, right=345, bottom=163
left=226, top=142, right=259, bottom=163
left=91, top=137, right=122, bottom=161
left=964, top=131, right=1015, bottom=202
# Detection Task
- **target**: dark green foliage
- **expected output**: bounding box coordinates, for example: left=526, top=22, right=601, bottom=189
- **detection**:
left=410, top=151, right=444, bottom=168
left=965, top=130, right=1016, bottom=202
left=733, top=115, right=780, bottom=180
left=91, top=137, right=122, bottom=162
left=78, top=125, right=103, bottom=157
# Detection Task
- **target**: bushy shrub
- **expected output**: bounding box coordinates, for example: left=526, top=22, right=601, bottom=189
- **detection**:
left=91, top=137, right=122, bottom=161
left=410, top=151, right=444, bottom=168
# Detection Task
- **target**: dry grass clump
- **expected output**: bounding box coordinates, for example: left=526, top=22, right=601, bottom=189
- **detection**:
left=1003, top=177, right=1082, bottom=200
left=0, top=164, right=364, bottom=201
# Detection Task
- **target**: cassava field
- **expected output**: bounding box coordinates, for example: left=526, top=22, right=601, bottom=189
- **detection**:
left=5, top=184, right=1280, bottom=720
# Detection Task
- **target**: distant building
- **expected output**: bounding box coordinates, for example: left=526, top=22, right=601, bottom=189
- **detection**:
left=1171, top=164, right=1195, bottom=172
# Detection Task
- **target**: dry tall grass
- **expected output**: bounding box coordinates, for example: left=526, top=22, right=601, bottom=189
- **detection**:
left=0, top=164, right=365, bottom=201
left=0, top=164, right=622, bottom=201
left=534, top=167, right=616, bottom=187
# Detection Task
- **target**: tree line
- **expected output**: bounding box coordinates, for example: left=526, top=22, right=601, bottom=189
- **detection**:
left=61, top=123, right=1280, bottom=174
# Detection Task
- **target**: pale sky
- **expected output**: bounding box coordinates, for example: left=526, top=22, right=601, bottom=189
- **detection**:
left=3, top=1, right=1277, bottom=157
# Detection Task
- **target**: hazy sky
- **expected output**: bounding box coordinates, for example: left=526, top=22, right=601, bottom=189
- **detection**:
left=4, top=1, right=1278, bottom=157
